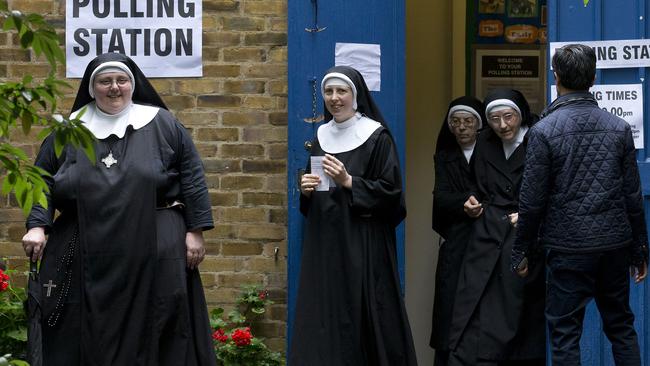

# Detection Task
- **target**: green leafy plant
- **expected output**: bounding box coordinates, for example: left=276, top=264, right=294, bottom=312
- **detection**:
left=0, top=0, right=95, bottom=215
left=210, top=285, right=284, bottom=366
left=0, top=354, right=29, bottom=366
left=0, top=264, right=27, bottom=361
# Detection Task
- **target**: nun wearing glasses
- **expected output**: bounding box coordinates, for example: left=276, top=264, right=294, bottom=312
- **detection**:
left=290, top=65, right=417, bottom=366
left=430, top=96, right=485, bottom=366
left=446, top=89, right=545, bottom=366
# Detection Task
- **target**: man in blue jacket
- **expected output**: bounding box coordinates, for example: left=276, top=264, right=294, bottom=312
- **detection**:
left=512, top=43, right=648, bottom=365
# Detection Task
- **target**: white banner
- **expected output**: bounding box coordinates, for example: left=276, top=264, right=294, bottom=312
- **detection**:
left=550, top=40, right=650, bottom=69
left=66, top=0, right=202, bottom=78
left=551, top=84, right=644, bottom=149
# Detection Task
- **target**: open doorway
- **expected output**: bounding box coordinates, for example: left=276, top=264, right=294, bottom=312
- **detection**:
left=405, top=1, right=548, bottom=363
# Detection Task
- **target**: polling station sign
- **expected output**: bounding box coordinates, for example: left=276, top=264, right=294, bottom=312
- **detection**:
left=66, top=0, right=202, bottom=78
left=551, top=84, right=644, bottom=149
left=550, top=40, right=650, bottom=69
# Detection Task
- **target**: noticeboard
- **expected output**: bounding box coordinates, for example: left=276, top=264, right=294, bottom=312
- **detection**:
left=473, top=45, right=547, bottom=114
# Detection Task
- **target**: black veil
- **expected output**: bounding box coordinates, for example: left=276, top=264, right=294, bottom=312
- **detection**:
left=71, top=53, right=167, bottom=113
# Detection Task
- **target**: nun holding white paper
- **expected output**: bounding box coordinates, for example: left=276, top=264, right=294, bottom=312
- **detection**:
left=290, top=66, right=417, bottom=366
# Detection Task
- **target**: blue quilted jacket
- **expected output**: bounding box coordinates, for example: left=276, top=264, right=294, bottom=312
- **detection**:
left=513, top=91, right=649, bottom=266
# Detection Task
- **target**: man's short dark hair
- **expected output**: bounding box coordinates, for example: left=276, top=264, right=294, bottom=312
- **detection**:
left=552, top=44, right=596, bottom=91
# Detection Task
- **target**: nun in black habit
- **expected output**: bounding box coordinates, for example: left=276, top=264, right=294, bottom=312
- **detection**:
left=430, top=96, right=485, bottom=366
left=21, top=53, right=217, bottom=366
left=446, top=89, right=545, bottom=366
left=289, top=66, right=417, bottom=366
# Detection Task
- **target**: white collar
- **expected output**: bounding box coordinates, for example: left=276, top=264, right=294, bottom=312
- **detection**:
left=71, top=102, right=160, bottom=139
left=317, top=113, right=382, bottom=153
left=461, top=141, right=476, bottom=163
left=502, top=125, right=529, bottom=159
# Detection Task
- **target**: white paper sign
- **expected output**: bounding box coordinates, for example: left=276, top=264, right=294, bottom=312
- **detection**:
left=335, top=43, right=381, bottom=91
left=550, top=40, right=650, bottom=69
left=310, top=156, right=334, bottom=191
left=551, top=84, right=644, bottom=148
left=66, top=0, right=203, bottom=78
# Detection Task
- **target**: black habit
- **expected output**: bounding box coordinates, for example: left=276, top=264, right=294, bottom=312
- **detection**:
left=447, top=91, right=545, bottom=363
left=25, top=53, right=216, bottom=366
left=289, top=65, right=416, bottom=366
left=430, top=97, right=484, bottom=364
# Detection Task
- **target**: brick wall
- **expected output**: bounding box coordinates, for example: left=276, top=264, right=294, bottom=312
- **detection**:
left=0, top=0, right=289, bottom=352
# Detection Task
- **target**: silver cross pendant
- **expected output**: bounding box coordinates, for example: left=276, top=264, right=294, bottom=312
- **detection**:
left=43, top=279, right=57, bottom=297
left=101, top=151, right=118, bottom=168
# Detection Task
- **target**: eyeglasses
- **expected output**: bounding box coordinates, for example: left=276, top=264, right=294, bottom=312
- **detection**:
left=488, top=112, right=517, bottom=125
left=449, top=117, right=477, bottom=128
left=95, top=77, right=131, bottom=88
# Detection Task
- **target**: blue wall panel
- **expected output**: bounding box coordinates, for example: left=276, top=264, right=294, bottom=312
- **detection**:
left=549, top=1, right=649, bottom=365
left=286, top=0, right=405, bottom=356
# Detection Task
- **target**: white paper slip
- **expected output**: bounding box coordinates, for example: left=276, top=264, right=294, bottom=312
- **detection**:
left=310, top=156, right=333, bottom=191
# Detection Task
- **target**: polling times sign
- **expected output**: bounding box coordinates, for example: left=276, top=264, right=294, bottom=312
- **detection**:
left=551, top=84, right=644, bottom=149
left=66, top=0, right=202, bottom=78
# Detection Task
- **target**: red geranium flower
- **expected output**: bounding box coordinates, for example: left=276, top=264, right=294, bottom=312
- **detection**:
left=0, top=269, right=9, bottom=292
left=231, top=327, right=252, bottom=347
left=212, top=328, right=228, bottom=343
left=258, top=290, right=267, bottom=300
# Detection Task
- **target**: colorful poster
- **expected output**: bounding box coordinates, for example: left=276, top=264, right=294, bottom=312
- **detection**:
left=479, top=0, right=505, bottom=14
left=474, top=0, right=546, bottom=44
left=508, top=0, right=538, bottom=18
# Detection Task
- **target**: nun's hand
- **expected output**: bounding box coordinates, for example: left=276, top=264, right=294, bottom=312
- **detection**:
left=186, top=230, right=206, bottom=270
left=509, top=212, right=519, bottom=227
left=323, top=154, right=352, bottom=189
left=300, top=173, right=321, bottom=197
left=463, top=195, right=483, bottom=218
left=22, top=227, right=46, bottom=262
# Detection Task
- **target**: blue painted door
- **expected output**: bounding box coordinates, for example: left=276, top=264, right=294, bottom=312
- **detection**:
left=548, top=1, right=649, bottom=364
left=286, top=0, right=405, bottom=354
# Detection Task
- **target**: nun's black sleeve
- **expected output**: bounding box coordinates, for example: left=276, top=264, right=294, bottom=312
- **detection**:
left=171, top=118, right=214, bottom=231
left=431, top=153, right=474, bottom=238
left=26, top=134, right=60, bottom=232
left=349, top=130, right=405, bottom=221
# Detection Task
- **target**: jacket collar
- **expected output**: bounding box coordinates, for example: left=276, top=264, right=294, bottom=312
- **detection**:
left=541, top=91, right=597, bottom=119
